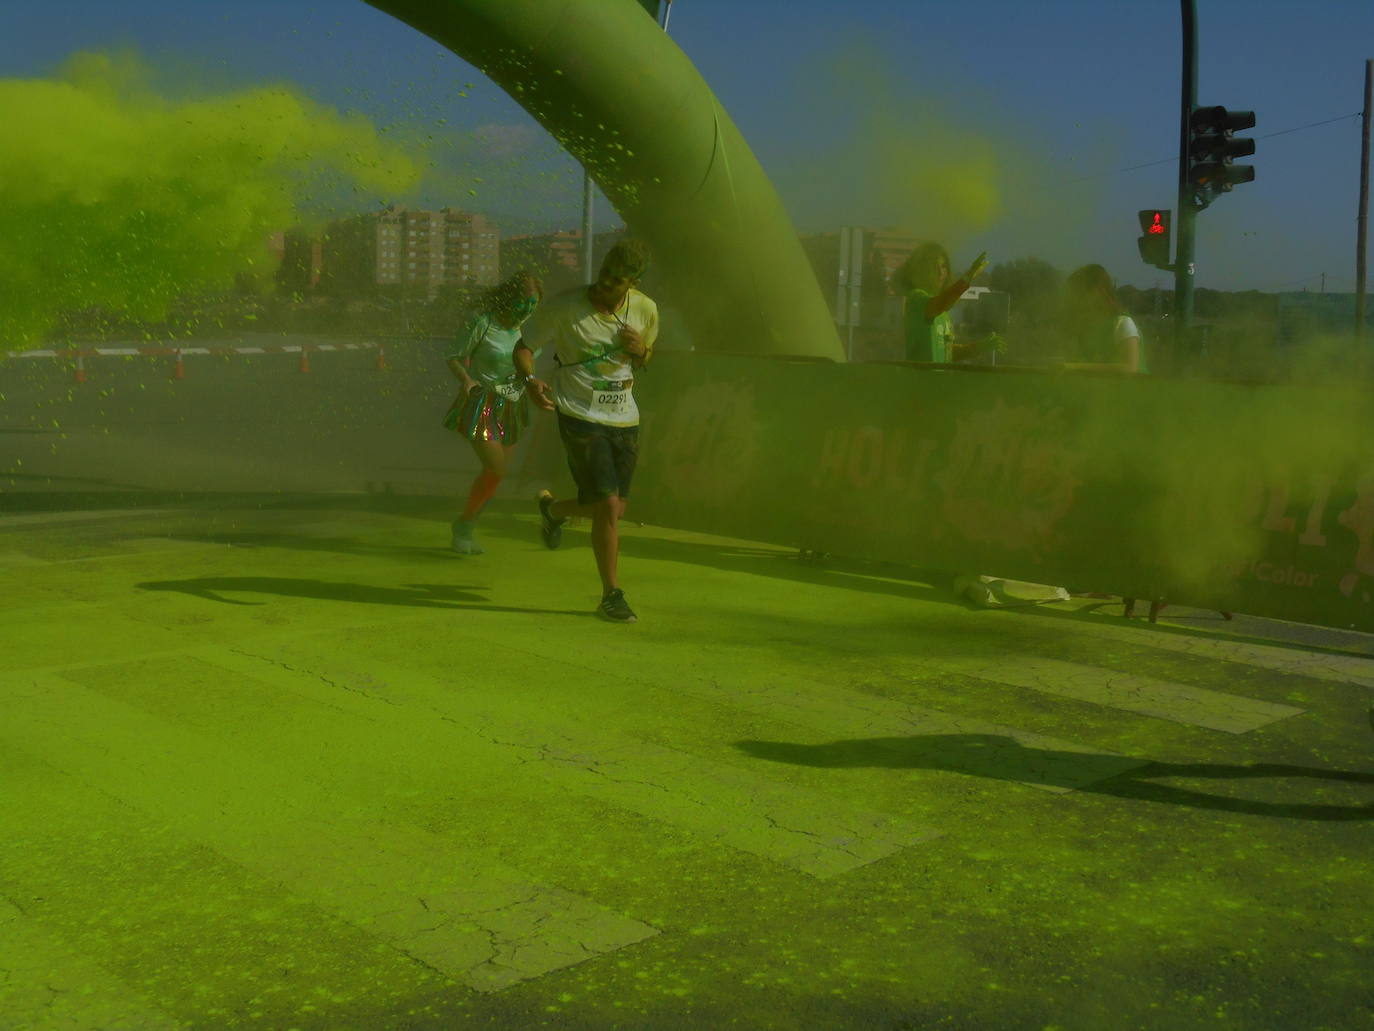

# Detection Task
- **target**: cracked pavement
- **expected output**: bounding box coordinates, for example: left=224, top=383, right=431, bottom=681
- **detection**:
left=0, top=499, right=1371, bottom=1030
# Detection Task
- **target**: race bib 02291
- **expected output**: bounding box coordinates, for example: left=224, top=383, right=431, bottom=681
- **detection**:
left=588, top=378, right=633, bottom=420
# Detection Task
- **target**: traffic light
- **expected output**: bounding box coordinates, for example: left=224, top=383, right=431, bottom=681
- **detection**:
left=1137, top=209, right=1172, bottom=269
left=1188, top=105, right=1255, bottom=210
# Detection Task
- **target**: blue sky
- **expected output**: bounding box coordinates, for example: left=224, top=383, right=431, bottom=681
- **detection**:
left=2, top=0, right=1371, bottom=291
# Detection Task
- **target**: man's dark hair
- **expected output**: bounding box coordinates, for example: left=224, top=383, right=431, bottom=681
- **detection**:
left=600, top=238, right=651, bottom=281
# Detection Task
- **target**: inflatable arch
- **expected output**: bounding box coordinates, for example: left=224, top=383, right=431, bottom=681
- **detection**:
left=367, top=0, right=845, bottom=360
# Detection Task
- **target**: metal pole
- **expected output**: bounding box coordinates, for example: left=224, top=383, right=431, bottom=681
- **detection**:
left=1174, top=0, right=1198, bottom=375
left=661, top=0, right=673, bottom=31
left=1356, top=58, right=1371, bottom=342
left=847, top=227, right=864, bottom=360
left=835, top=227, right=852, bottom=354
left=581, top=171, right=594, bottom=283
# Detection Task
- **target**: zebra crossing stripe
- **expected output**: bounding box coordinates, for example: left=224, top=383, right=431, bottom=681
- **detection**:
left=195, top=643, right=943, bottom=879
left=924, top=655, right=1304, bottom=733
left=0, top=670, right=658, bottom=992
left=0, top=897, right=190, bottom=1031
left=521, top=634, right=1148, bottom=794
left=684, top=672, right=1146, bottom=793
left=1060, top=618, right=1374, bottom=688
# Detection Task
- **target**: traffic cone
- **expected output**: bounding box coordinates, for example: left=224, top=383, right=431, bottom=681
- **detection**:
left=172, top=349, right=185, bottom=380
left=73, top=354, right=86, bottom=384
left=298, top=346, right=311, bottom=374
left=375, top=342, right=388, bottom=372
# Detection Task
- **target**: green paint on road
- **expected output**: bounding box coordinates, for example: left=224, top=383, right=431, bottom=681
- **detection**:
left=1, top=503, right=1371, bottom=1030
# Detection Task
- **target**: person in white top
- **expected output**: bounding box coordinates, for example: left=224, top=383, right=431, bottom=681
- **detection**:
left=442, top=271, right=543, bottom=554
left=1061, top=264, right=1146, bottom=373
left=513, top=239, right=659, bottom=623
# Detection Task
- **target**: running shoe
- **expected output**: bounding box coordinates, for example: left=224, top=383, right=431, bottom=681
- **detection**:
left=451, top=519, right=483, bottom=555
left=598, top=588, right=637, bottom=623
left=537, top=490, right=565, bottom=550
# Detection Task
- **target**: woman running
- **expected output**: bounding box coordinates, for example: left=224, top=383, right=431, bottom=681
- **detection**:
left=443, top=270, right=543, bottom=554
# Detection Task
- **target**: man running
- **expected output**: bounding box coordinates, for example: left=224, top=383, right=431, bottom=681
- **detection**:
left=513, top=239, right=658, bottom=623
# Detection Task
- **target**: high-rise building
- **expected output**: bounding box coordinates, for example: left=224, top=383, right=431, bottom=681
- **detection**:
left=500, top=228, right=626, bottom=293
left=267, top=230, right=323, bottom=288
left=866, top=229, right=923, bottom=289
left=373, top=208, right=500, bottom=293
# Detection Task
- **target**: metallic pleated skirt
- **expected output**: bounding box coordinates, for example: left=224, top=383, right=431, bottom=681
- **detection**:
left=442, top=387, right=531, bottom=445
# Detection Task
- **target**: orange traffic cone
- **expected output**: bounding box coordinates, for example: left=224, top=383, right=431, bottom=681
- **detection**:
left=375, top=343, right=388, bottom=372
left=73, top=354, right=86, bottom=384
left=298, top=346, right=311, bottom=374
left=172, top=349, right=185, bottom=379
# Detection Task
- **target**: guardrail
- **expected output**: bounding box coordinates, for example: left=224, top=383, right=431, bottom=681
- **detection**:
left=1, top=340, right=388, bottom=381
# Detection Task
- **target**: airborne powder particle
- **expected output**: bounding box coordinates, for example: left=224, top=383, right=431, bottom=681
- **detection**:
left=0, top=50, right=422, bottom=348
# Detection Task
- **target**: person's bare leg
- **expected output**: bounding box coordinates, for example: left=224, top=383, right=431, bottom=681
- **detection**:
left=542, top=494, right=625, bottom=591
left=461, top=438, right=507, bottom=521
left=453, top=439, right=509, bottom=553
left=588, top=495, right=624, bottom=593
left=548, top=497, right=594, bottom=521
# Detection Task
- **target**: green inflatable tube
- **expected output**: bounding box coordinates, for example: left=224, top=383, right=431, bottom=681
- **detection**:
left=366, top=0, right=844, bottom=360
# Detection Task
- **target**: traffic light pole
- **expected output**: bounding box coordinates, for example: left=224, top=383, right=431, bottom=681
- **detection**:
left=1357, top=58, right=1370, bottom=343
left=1174, top=0, right=1198, bottom=371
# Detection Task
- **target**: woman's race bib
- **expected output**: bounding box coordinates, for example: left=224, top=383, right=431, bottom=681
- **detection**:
left=492, top=379, right=524, bottom=400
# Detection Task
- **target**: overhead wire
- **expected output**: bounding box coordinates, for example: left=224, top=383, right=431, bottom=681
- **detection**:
left=1060, top=111, right=1362, bottom=186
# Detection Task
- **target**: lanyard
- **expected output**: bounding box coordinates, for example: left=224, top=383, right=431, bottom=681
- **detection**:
left=556, top=295, right=632, bottom=369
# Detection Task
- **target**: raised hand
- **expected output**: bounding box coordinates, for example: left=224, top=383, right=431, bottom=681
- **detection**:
left=964, top=252, right=989, bottom=283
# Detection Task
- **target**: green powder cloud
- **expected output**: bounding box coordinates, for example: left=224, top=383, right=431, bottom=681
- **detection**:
left=0, top=51, right=422, bottom=349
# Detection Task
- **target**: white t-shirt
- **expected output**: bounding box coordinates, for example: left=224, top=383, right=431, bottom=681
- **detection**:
left=1115, top=315, right=1140, bottom=347
left=447, top=313, right=534, bottom=396
left=520, top=286, right=659, bottom=427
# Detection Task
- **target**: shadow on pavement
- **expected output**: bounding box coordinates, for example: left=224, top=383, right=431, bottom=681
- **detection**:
left=1012, top=599, right=1374, bottom=661
left=618, top=530, right=1374, bottom=662
left=615, top=531, right=961, bottom=607
left=164, top=530, right=462, bottom=563
left=736, top=733, right=1374, bottom=821
left=136, top=576, right=593, bottom=617
left=17, top=488, right=1372, bottom=663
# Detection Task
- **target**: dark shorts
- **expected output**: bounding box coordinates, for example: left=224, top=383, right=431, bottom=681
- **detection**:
left=558, top=412, right=638, bottom=505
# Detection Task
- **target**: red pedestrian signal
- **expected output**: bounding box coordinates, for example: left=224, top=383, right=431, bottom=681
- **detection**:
left=1136, top=209, right=1172, bottom=269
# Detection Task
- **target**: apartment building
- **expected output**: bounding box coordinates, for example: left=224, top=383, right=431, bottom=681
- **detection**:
left=374, top=208, right=500, bottom=293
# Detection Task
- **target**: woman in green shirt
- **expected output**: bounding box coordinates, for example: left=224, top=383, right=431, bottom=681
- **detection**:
left=442, top=270, right=543, bottom=554
left=895, top=242, right=989, bottom=363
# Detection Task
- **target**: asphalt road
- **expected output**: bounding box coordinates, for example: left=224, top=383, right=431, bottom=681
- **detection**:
left=2, top=344, right=1372, bottom=1030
